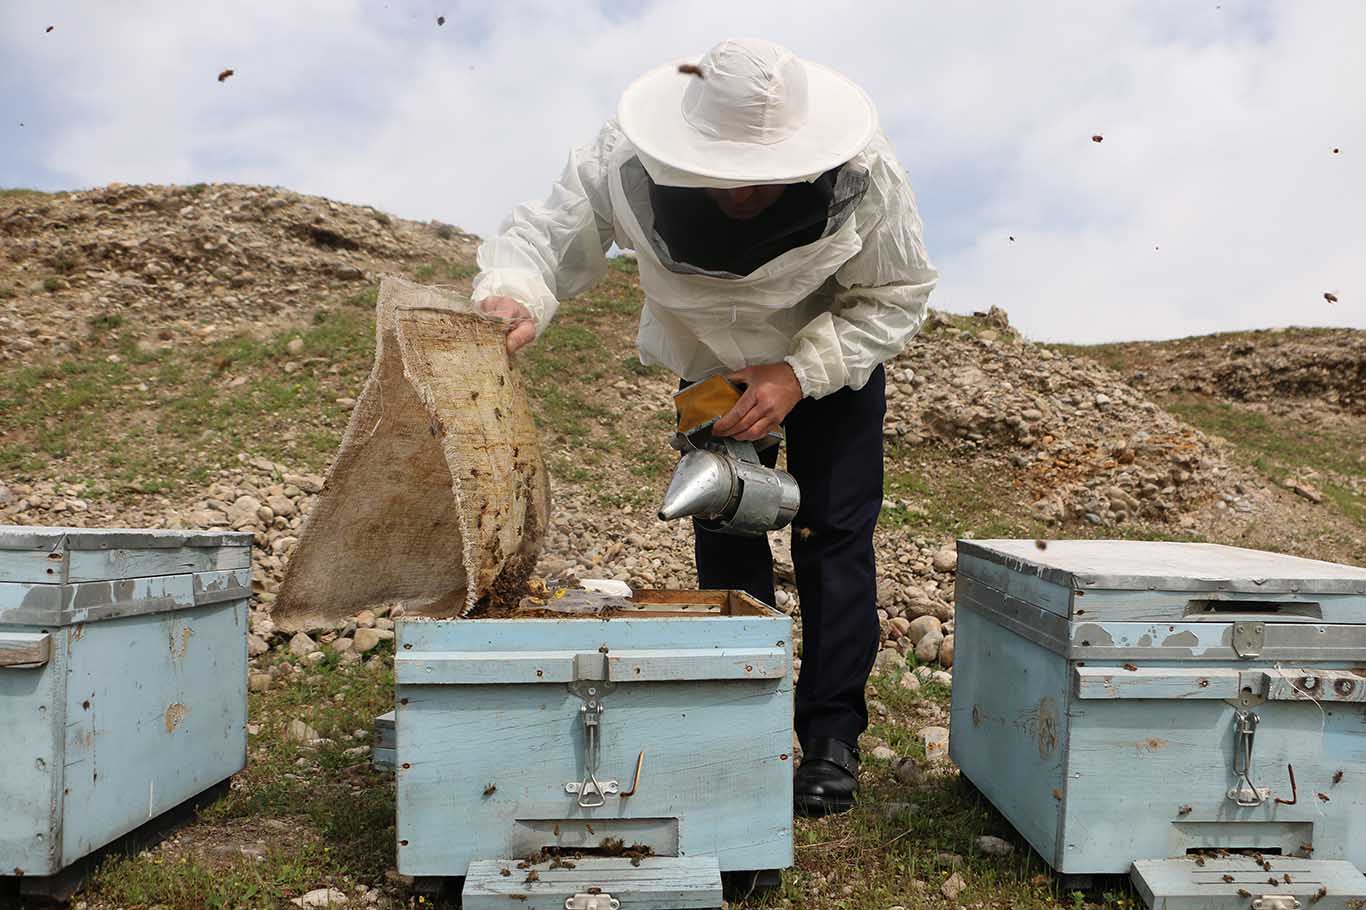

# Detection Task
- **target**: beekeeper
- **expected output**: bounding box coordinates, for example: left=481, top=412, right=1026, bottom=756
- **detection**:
left=472, top=38, right=937, bottom=818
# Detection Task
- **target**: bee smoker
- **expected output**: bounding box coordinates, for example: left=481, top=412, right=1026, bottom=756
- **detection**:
left=656, top=377, right=800, bottom=537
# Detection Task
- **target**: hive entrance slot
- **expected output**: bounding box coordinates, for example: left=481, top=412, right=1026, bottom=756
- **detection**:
left=1186, top=847, right=1283, bottom=856
left=1184, top=600, right=1322, bottom=621
left=512, top=817, right=679, bottom=858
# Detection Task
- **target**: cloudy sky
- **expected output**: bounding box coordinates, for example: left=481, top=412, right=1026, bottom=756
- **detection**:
left=2, top=1, right=1361, bottom=342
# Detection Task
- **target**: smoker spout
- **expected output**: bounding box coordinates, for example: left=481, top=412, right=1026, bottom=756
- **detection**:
left=658, top=450, right=736, bottom=521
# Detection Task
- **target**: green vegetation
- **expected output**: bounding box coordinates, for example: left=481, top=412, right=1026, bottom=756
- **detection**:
left=42, top=276, right=62, bottom=292
left=1164, top=396, right=1365, bottom=526
left=0, top=306, right=374, bottom=493
left=0, top=187, right=53, bottom=201
left=89, top=646, right=397, bottom=910
left=728, top=669, right=1138, bottom=910
left=413, top=258, right=478, bottom=283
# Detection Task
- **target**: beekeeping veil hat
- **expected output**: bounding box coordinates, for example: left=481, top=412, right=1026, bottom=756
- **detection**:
left=617, top=38, right=878, bottom=189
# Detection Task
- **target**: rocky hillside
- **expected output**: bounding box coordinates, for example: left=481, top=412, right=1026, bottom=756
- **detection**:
left=0, top=183, right=478, bottom=365
left=1078, top=327, right=1365, bottom=414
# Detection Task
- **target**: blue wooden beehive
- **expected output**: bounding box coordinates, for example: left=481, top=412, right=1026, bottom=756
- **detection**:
left=392, top=588, right=793, bottom=909
left=950, top=540, right=1366, bottom=909
left=0, top=526, right=251, bottom=897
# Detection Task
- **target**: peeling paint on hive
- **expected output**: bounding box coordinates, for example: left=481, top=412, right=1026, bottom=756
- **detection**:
left=164, top=703, right=188, bottom=732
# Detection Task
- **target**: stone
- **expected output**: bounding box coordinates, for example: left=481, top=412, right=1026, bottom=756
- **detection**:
left=870, top=745, right=897, bottom=762
left=930, top=669, right=954, bottom=687
left=975, top=835, right=1014, bottom=856
left=353, top=628, right=384, bottom=653
left=288, top=631, right=318, bottom=657
left=919, top=726, right=950, bottom=762
left=286, top=337, right=305, bottom=355
left=247, top=634, right=270, bottom=657
left=304, top=651, right=327, bottom=665
left=248, top=672, right=273, bottom=693
left=331, top=637, right=354, bottom=654
left=887, top=616, right=911, bottom=639
left=286, top=719, right=322, bottom=744
left=874, top=648, right=906, bottom=676
left=292, top=887, right=348, bottom=908
left=339, top=650, right=362, bottom=667
left=228, top=494, right=263, bottom=528
left=931, top=547, right=957, bottom=573
left=899, top=671, right=921, bottom=692
left=266, top=494, right=296, bottom=517
left=914, top=629, right=944, bottom=663
left=907, top=615, right=942, bottom=645
left=941, top=872, right=967, bottom=901
left=355, top=609, right=376, bottom=628
left=893, top=757, right=926, bottom=786
left=285, top=472, right=325, bottom=494
left=939, top=634, right=955, bottom=668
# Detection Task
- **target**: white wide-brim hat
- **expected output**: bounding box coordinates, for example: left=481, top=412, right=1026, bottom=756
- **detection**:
left=618, top=38, right=878, bottom=189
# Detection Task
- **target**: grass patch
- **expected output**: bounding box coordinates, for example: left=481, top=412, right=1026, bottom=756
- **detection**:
left=88, top=647, right=397, bottom=909
left=729, top=674, right=1139, bottom=910
left=1165, top=395, right=1365, bottom=527
left=0, top=307, right=375, bottom=495
left=412, top=258, right=477, bottom=283
left=608, top=254, right=639, bottom=275
left=0, top=187, right=54, bottom=201
left=88, top=312, right=124, bottom=334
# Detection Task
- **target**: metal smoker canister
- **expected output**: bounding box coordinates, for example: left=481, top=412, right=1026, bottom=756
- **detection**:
left=657, top=447, right=800, bottom=536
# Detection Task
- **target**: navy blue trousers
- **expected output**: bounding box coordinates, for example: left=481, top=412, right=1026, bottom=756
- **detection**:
left=692, top=366, right=885, bottom=752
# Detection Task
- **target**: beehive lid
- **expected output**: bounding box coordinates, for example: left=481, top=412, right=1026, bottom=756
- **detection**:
left=0, top=526, right=253, bottom=625
left=959, top=539, right=1366, bottom=596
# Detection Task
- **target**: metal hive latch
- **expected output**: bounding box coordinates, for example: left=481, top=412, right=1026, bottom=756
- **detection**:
left=566, top=653, right=618, bottom=808
left=1229, top=709, right=1270, bottom=806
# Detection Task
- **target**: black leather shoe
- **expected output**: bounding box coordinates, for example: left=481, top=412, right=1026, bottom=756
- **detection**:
left=794, top=737, right=859, bottom=817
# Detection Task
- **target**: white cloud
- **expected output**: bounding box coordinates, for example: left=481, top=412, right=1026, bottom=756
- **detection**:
left=1, top=0, right=1361, bottom=342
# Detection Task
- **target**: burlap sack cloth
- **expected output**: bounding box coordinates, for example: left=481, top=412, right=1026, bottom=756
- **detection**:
left=274, top=276, right=549, bottom=630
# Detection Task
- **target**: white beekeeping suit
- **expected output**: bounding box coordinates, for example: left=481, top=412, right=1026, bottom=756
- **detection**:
left=472, top=39, right=937, bottom=400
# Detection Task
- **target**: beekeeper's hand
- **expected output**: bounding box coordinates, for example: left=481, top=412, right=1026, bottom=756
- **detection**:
left=478, top=296, right=536, bottom=354
left=712, top=363, right=803, bottom=442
